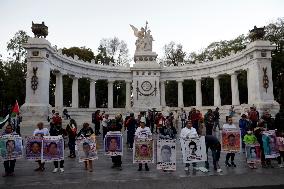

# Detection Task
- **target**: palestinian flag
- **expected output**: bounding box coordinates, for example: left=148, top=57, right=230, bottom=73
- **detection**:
left=0, top=114, right=9, bottom=129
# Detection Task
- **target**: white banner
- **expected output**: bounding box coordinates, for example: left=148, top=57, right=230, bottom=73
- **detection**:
left=180, top=136, right=207, bottom=163
left=157, top=139, right=176, bottom=171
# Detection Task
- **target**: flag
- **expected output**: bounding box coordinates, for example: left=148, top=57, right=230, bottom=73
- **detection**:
left=0, top=114, right=9, bottom=129
left=12, top=100, right=20, bottom=114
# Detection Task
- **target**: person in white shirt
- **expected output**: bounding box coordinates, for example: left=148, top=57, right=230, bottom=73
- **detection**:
left=180, top=120, right=198, bottom=171
left=135, top=117, right=152, bottom=171
left=33, top=122, right=49, bottom=172
left=222, top=116, right=238, bottom=167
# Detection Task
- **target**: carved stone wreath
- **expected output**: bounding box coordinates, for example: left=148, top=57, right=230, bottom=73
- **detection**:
left=141, top=81, right=152, bottom=91
left=136, top=81, right=157, bottom=100
left=31, top=67, right=39, bottom=93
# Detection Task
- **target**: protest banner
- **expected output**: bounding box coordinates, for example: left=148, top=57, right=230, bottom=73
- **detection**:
left=263, top=130, right=279, bottom=159
left=180, top=136, right=206, bottom=163
left=42, top=136, right=64, bottom=162
left=133, top=138, right=154, bottom=163
left=104, top=131, right=123, bottom=156
left=157, top=139, right=176, bottom=171
left=0, top=135, right=23, bottom=161
left=245, top=144, right=261, bottom=163
left=25, top=136, right=42, bottom=160
left=221, top=129, right=241, bottom=153
left=76, top=135, right=98, bottom=162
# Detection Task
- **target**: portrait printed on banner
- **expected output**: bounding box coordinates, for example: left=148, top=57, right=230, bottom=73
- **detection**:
left=157, top=139, right=176, bottom=170
left=0, top=135, right=23, bottom=161
left=25, top=136, right=42, bottom=160
left=262, top=130, right=279, bottom=159
left=104, top=133, right=123, bottom=156
left=133, top=139, right=154, bottom=163
left=42, top=136, right=64, bottom=162
left=181, top=136, right=206, bottom=163
left=76, top=136, right=98, bottom=162
left=221, top=130, right=241, bottom=152
left=245, top=144, right=261, bottom=163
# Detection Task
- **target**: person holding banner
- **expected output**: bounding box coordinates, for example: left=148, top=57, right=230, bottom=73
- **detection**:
left=77, top=122, right=95, bottom=172
left=243, top=128, right=258, bottom=169
left=33, top=122, right=49, bottom=171
left=223, top=116, right=238, bottom=167
left=180, top=120, right=198, bottom=171
left=1, top=124, right=18, bottom=177
left=135, top=117, right=152, bottom=171
left=49, top=121, right=66, bottom=173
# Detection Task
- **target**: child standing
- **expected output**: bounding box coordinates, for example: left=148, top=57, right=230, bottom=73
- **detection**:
left=243, top=129, right=258, bottom=168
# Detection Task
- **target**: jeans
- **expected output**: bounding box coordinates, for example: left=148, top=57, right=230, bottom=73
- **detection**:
left=4, top=160, right=16, bottom=174
left=127, top=131, right=135, bottom=148
left=95, top=122, right=100, bottom=135
left=68, top=138, right=76, bottom=156
left=111, top=155, right=122, bottom=167
left=226, top=153, right=235, bottom=162
left=181, top=119, right=186, bottom=128
left=206, top=124, right=213, bottom=135
left=54, top=160, right=64, bottom=168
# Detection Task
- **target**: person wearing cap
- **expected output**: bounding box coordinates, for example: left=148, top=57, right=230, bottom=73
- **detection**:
left=135, top=117, right=152, bottom=171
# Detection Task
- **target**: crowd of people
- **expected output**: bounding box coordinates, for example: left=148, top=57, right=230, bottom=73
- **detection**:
left=0, top=106, right=284, bottom=177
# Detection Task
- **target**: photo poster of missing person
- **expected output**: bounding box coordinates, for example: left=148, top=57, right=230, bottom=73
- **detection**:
left=25, top=136, right=43, bottom=161
left=76, top=136, right=98, bottom=162
left=221, top=129, right=241, bottom=153
left=245, top=144, right=261, bottom=163
left=104, top=132, right=123, bottom=156
left=42, top=136, right=64, bottom=162
left=180, top=136, right=207, bottom=163
left=133, top=138, right=154, bottom=163
left=262, top=130, right=279, bottom=159
left=157, top=139, right=176, bottom=171
left=0, top=135, right=23, bottom=161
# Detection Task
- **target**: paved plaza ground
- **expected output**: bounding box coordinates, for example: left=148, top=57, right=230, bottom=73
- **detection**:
left=1, top=122, right=284, bottom=189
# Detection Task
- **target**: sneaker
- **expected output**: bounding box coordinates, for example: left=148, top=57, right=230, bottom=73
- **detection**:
left=217, top=169, right=222, bottom=173
left=52, top=168, right=58, bottom=173
left=225, top=161, right=231, bottom=167
left=184, top=167, right=189, bottom=171
left=60, top=168, right=64, bottom=173
left=231, top=162, right=236, bottom=167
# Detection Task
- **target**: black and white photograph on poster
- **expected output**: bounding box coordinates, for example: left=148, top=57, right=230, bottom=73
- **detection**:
left=180, top=136, right=206, bottom=163
left=156, top=139, right=176, bottom=171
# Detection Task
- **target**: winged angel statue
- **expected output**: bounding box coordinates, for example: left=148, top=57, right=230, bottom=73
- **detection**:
left=130, top=21, right=154, bottom=52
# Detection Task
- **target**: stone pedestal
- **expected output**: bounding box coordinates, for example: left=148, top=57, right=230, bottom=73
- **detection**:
left=21, top=38, right=52, bottom=124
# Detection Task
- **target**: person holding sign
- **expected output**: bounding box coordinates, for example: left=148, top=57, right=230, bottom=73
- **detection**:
left=1, top=124, right=18, bottom=177
left=223, top=116, right=238, bottom=167
left=33, top=122, right=49, bottom=171
left=180, top=120, right=198, bottom=171
left=243, top=128, right=258, bottom=169
left=135, top=117, right=152, bottom=171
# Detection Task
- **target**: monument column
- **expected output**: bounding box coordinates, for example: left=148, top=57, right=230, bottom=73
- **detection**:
left=108, top=80, right=114, bottom=108
left=160, top=80, right=166, bottom=107
left=213, top=75, right=221, bottom=106
left=195, top=78, right=202, bottom=106
left=177, top=80, right=184, bottom=107
left=55, top=72, right=63, bottom=110
left=231, top=72, right=240, bottom=105
left=125, top=80, right=131, bottom=109
left=71, top=76, right=79, bottom=108
left=89, top=79, right=96, bottom=108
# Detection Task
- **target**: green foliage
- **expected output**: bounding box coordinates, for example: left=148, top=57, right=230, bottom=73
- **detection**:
left=113, top=81, right=126, bottom=108
left=201, top=78, right=214, bottom=106
left=183, top=80, right=196, bottom=106
left=95, top=80, right=108, bottom=108
left=7, top=30, right=29, bottom=62
left=163, top=42, right=187, bottom=66
left=95, top=45, right=114, bottom=65
left=62, top=47, right=95, bottom=62
left=63, top=75, right=72, bottom=107
left=78, top=78, right=90, bottom=108
left=237, top=71, right=248, bottom=104
left=219, top=75, right=232, bottom=105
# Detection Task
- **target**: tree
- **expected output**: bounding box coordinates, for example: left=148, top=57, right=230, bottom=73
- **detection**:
left=62, top=46, right=95, bottom=62
left=95, top=45, right=113, bottom=65
left=163, top=42, right=186, bottom=66
left=98, top=37, right=130, bottom=65
left=7, top=30, right=29, bottom=62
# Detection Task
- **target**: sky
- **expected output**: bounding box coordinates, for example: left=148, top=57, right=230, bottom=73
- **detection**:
left=0, top=0, right=283, bottom=61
